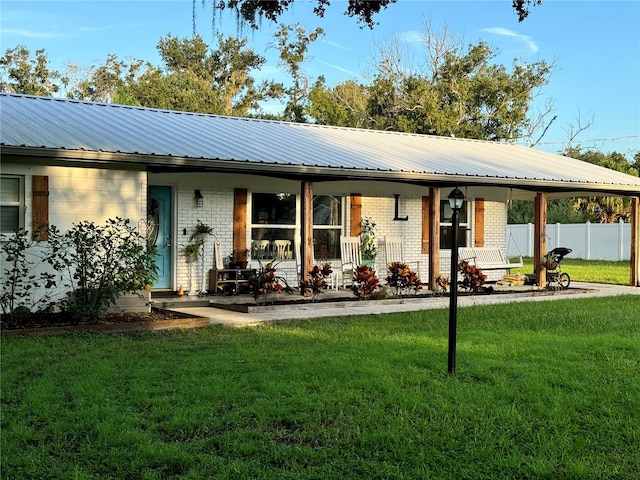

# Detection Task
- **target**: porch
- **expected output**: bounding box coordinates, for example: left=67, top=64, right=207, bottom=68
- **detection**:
left=148, top=281, right=640, bottom=327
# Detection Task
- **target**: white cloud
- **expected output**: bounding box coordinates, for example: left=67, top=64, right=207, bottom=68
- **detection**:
left=481, top=27, right=538, bottom=54
left=323, top=40, right=354, bottom=53
left=319, top=61, right=359, bottom=78
left=0, top=28, right=68, bottom=39
left=77, top=23, right=145, bottom=34
left=399, top=30, right=423, bottom=45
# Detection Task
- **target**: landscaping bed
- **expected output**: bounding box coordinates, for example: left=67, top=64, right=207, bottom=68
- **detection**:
left=212, top=286, right=594, bottom=313
left=1, top=307, right=210, bottom=336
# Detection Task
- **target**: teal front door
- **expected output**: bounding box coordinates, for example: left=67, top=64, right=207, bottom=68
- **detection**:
left=148, top=186, right=172, bottom=289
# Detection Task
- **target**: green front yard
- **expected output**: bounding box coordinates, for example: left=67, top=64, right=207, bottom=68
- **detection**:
left=2, top=295, right=639, bottom=479
left=520, top=257, right=631, bottom=285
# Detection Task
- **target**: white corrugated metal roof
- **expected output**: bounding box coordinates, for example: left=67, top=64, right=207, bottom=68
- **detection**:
left=2, top=93, right=639, bottom=195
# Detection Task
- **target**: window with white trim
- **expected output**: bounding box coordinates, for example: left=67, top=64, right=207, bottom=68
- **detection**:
left=313, top=195, right=342, bottom=260
left=1, top=175, right=24, bottom=233
left=440, top=199, right=469, bottom=249
left=250, top=193, right=343, bottom=261
left=251, top=193, right=296, bottom=260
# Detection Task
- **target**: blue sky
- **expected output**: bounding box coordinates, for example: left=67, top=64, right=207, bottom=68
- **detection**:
left=1, top=0, right=639, bottom=158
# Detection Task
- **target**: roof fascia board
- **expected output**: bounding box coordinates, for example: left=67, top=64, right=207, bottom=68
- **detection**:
left=3, top=146, right=640, bottom=197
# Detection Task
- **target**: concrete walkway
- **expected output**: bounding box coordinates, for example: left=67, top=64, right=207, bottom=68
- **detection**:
left=163, top=282, right=639, bottom=327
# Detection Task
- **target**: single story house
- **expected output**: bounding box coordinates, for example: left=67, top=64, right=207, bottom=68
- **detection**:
left=2, top=93, right=639, bottom=294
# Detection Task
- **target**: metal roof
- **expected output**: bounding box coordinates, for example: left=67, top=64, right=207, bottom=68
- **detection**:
left=2, top=93, right=640, bottom=196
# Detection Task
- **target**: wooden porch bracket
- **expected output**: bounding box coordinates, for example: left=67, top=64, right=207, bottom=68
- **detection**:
left=534, top=192, right=547, bottom=288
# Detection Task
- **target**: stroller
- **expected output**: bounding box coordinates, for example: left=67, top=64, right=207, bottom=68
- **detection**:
left=542, top=247, right=572, bottom=289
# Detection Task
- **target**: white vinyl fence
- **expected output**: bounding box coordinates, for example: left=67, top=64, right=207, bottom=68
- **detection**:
left=507, top=221, right=632, bottom=261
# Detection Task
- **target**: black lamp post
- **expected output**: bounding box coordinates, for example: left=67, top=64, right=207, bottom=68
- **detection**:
left=447, top=187, right=465, bottom=374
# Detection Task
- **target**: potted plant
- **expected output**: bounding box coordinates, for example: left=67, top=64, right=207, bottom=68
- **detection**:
left=183, top=243, right=200, bottom=263
left=226, top=252, right=236, bottom=269
left=233, top=249, right=250, bottom=269
left=183, top=243, right=200, bottom=295
left=360, top=217, right=377, bottom=266
left=189, top=220, right=214, bottom=243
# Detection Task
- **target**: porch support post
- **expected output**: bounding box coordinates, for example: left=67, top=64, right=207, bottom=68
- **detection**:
left=631, top=197, right=640, bottom=287
left=300, top=181, right=314, bottom=287
left=233, top=188, right=247, bottom=258
left=534, top=192, right=548, bottom=288
left=428, top=187, right=441, bottom=291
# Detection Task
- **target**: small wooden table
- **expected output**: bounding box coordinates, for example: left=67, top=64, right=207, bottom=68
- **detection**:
left=209, top=268, right=255, bottom=294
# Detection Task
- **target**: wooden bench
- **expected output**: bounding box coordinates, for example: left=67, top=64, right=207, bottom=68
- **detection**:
left=458, top=247, right=523, bottom=271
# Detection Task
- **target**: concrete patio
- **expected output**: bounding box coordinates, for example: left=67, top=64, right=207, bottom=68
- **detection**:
left=152, top=282, right=640, bottom=327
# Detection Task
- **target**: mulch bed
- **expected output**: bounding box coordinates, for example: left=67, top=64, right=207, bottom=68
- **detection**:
left=1, top=308, right=210, bottom=336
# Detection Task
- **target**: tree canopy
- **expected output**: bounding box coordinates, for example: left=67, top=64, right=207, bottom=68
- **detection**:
left=204, top=0, right=541, bottom=29
left=306, top=33, right=553, bottom=142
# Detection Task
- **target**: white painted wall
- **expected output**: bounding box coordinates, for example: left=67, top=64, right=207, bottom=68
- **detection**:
left=1, top=164, right=147, bottom=307
left=2, top=164, right=146, bottom=231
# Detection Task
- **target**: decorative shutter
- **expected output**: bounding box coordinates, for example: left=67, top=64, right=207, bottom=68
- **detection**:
left=422, top=196, right=430, bottom=254
left=474, top=198, right=485, bottom=247
left=32, top=175, right=49, bottom=241
left=350, top=194, right=362, bottom=236
left=233, top=189, right=247, bottom=255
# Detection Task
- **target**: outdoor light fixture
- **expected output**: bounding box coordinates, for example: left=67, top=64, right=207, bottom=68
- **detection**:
left=448, top=187, right=465, bottom=211
left=194, top=189, right=203, bottom=208
left=447, top=186, right=465, bottom=374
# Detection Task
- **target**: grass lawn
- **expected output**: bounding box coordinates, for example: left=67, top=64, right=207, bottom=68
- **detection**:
left=2, top=295, right=639, bottom=479
left=520, top=257, right=631, bottom=285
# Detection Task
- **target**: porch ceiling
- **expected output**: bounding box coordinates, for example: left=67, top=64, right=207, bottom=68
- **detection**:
left=2, top=93, right=640, bottom=198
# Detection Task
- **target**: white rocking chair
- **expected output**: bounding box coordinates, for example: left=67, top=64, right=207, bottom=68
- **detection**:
left=339, top=236, right=362, bottom=288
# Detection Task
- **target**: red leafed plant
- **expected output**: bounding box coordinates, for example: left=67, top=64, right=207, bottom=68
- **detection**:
left=300, top=263, right=333, bottom=301
left=248, top=261, right=292, bottom=304
left=457, top=260, right=490, bottom=294
left=351, top=264, right=380, bottom=299
left=386, top=262, right=422, bottom=296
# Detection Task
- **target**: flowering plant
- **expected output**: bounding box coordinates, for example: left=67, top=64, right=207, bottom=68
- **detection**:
left=360, top=217, right=377, bottom=260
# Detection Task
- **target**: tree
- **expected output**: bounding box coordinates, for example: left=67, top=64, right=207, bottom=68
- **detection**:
left=307, top=23, right=553, bottom=142
left=307, top=78, right=370, bottom=128
left=63, top=34, right=280, bottom=116
left=273, top=24, right=324, bottom=122
left=509, top=149, right=638, bottom=224
left=508, top=198, right=588, bottom=224
left=201, top=0, right=540, bottom=29
left=0, top=46, right=62, bottom=96
left=564, top=148, right=637, bottom=223
left=631, top=152, right=640, bottom=176
left=66, top=54, right=145, bottom=102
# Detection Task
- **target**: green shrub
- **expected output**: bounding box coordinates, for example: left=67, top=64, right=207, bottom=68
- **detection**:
left=0, top=229, right=57, bottom=326
left=45, top=218, right=157, bottom=320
